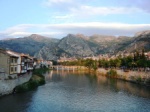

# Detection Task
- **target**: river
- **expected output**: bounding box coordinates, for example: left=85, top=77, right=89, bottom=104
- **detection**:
left=0, top=70, right=150, bottom=112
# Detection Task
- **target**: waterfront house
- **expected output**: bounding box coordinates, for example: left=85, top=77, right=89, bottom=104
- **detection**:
left=42, top=60, right=53, bottom=68
left=0, top=49, right=34, bottom=77
left=33, top=58, right=38, bottom=68
left=0, top=49, right=20, bottom=76
left=27, top=56, right=34, bottom=71
left=20, top=54, right=34, bottom=74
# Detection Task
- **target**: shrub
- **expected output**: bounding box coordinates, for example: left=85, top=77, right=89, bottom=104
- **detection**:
left=8, top=76, right=13, bottom=79
left=15, top=68, right=48, bottom=93
left=136, top=77, right=142, bottom=83
left=145, top=78, right=150, bottom=85
left=107, top=69, right=117, bottom=78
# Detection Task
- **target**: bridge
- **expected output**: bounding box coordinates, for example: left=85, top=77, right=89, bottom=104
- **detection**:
left=53, top=66, right=85, bottom=72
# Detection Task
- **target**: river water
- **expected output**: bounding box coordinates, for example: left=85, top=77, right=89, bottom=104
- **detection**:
left=0, top=71, right=150, bottom=112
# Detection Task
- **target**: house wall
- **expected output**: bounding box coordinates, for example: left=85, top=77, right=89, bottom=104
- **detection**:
left=20, top=56, right=27, bottom=73
left=0, top=53, right=10, bottom=74
left=9, top=57, right=18, bottom=75
left=17, top=56, right=21, bottom=74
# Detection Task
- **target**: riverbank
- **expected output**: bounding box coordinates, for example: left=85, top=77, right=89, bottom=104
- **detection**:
left=0, top=72, right=32, bottom=97
left=15, top=68, right=49, bottom=93
left=97, top=68, right=150, bottom=86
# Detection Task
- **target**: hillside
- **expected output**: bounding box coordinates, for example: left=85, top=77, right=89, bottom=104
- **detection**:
left=0, top=30, right=150, bottom=60
left=35, top=34, right=99, bottom=60
left=0, top=34, right=59, bottom=56
left=116, top=30, right=150, bottom=53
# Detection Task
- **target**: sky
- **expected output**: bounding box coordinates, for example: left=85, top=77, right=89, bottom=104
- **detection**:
left=0, top=0, right=150, bottom=39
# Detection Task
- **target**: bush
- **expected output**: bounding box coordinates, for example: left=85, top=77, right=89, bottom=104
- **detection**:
left=136, top=77, right=142, bottom=83
left=107, top=69, right=117, bottom=78
left=15, top=68, right=48, bottom=93
left=15, top=74, right=45, bottom=93
left=33, top=68, right=49, bottom=75
left=145, top=78, right=150, bottom=85
left=8, top=76, right=13, bottom=79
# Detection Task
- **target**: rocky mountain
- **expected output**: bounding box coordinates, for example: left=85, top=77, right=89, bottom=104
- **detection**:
left=0, top=34, right=59, bottom=56
left=118, top=30, right=150, bottom=53
left=35, top=34, right=100, bottom=60
left=0, top=30, right=150, bottom=60
left=88, top=35, right=132, bottom=54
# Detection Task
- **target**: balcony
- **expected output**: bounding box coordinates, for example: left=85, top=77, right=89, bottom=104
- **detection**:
left=21, top=70, right=27, bottom=73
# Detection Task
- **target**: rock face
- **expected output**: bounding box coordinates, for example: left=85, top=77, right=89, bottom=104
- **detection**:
left=118, top=30, right=150, bottom=53
left=35, top=34, right=97, bottom=60
left=0, top=30, right=150, bottom=60
left=58, top=34, right=94, bottom=57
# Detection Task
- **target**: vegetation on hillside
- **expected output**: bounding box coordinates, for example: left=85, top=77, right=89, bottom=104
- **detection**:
left=59, top=50, right=150, bottom=71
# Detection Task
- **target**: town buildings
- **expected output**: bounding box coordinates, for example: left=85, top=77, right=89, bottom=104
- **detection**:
left=0, top=49, right=34, bottom=77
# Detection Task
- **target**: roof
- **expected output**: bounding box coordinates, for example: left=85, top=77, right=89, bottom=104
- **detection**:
left=0, top=49, right=19, bottom=58
left=6, top=51, right=20, bottom=58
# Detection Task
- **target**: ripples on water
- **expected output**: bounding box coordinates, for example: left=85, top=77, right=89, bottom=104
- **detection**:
left=0, top=70, right=150, bottom=112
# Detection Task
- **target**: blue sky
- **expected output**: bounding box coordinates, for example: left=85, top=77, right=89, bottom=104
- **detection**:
left=0, top=0, right=150, bottom=39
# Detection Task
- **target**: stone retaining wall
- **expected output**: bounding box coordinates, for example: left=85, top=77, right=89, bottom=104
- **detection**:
left=98, top=68, right=150, bottom=83
left=0, top=73, right=32, bottom=96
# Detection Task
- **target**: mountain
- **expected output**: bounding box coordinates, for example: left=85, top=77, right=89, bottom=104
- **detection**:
left=35, top=34, right=99, bottom=60
left=88, top=35, right=132, bottom=54
left=0, top=30, right=150, bottom=60
left=0, top=34, right=59, bottom=56
left=118, top=30, right=150, bottom=53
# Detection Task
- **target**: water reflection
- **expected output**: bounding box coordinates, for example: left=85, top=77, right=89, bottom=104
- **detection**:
left=96, top=74, right=150, bottom=98
left=0, top=70, right=150, bottom=112
left=45, top=70, right=150, bottom=98
left=0, top=92, right=35, bottom=112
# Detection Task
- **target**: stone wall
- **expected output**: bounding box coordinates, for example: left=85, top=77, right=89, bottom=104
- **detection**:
left=98, top=68, right=150, bottom=83
left=0, top=73, right=32, bottom=96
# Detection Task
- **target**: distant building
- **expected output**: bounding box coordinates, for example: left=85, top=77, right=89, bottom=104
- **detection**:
left=145, top=52, right=150, bottom=60
left=58, top=57, right=77, bottom=62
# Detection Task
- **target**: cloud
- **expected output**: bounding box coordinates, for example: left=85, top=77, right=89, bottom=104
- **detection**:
left=117, top=0, right=150, bottom=13
left=43, top=0, right=75, bottom=11
left=45, top=0, right=72, bottom=5
left=1, top=23, right=150, bottom=39
left=70, top=6, right=141, bottom=16
left=43, top=0, right=145, bottom=22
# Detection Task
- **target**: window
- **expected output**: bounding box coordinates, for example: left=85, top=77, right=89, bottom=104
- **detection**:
left=21, top=66, right=24, bottom=70
left=15, top=59, right=17, bottom=63
left=11, top=58, right=13, bottom=63
left=11, top=67, right=13, bottom=72
left=15, top=67, right=17, bottom=72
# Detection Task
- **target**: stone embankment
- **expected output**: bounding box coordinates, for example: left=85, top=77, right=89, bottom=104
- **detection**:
left=98, top=68, right=150, bottom=85
left=0, top=73, right=32, bottom=96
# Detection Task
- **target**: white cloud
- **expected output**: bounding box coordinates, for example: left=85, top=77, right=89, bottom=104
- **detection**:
left=117, top=0, right=150, bottom=13
left=8, top=32, right=31, bottom=37
left=45, top=0, right=72, bottom=5
left=43, top=0, right=74, bottom=9
left=1, top=23, right=150, bottom=39
left=52, top=15, right=74, bottom=19
left=70, top=6, right=142, bottom=16
left=43, top=0, right=147, bottom=23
